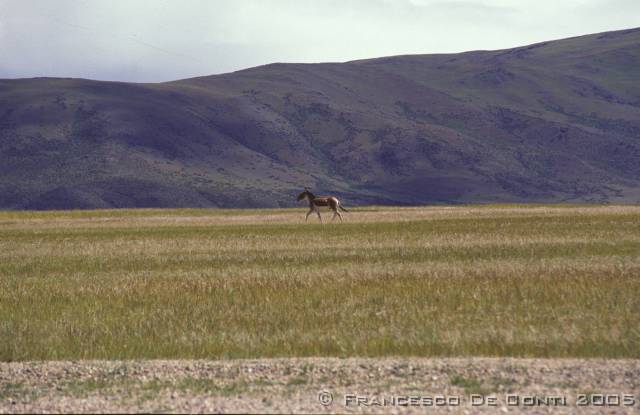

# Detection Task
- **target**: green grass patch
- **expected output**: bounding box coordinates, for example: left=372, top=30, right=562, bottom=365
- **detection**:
left=450, top=375, right=491, bottom=395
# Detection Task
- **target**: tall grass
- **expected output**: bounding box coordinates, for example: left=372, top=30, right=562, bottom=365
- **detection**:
left=1, top=206, right=639, bottom=361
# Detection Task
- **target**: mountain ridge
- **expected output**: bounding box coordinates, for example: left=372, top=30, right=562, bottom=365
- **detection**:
left=2, top=27, right=640, bottom=209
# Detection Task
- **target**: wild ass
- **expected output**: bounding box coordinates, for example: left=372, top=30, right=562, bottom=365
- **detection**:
left=296, top=188, right=348, bottom=223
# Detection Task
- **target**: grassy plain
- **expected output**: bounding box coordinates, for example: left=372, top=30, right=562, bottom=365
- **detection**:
left=1, top=205, right=639, bottom=361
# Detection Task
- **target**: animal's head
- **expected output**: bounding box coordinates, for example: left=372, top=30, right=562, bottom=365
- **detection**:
left=296, top=187, right=311, bottom=201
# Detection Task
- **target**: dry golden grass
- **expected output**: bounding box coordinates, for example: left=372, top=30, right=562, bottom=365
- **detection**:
left=1, top=205, right=639, bottom=361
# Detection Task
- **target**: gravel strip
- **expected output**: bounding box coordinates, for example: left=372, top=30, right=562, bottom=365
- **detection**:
left=1, top=358, right=639, bottom=414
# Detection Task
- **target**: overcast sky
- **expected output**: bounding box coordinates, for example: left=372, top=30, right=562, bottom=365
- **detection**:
left=1, top=0, right=639, bottom=82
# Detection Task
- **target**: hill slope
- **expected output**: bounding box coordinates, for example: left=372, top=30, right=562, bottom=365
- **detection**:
left=2, top=28, right=640, bottom=209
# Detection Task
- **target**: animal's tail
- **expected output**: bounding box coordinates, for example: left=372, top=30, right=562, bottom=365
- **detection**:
left=339, top=204, right=349, bottom=212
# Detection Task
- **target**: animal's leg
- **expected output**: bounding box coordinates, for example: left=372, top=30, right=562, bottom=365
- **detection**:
left=305, top=209, right=313, bottom=222
left=336, top=210, right=343, bottom=221
left=329, top=201, right=338, bottom=221
left=316, top=210, right=323, bottom=223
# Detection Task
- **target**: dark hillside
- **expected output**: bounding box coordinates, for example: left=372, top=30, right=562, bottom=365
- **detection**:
left=2, top=27, right=640, bottom=209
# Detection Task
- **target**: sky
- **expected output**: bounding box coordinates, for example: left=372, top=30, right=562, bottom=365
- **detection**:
left=1, top=0, right=639, bottom=83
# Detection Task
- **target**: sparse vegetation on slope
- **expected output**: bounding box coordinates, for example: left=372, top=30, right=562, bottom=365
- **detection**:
left=1, top=28, right=640, bottom=209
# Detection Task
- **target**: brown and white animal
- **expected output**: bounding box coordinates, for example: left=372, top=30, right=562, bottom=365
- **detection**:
left=296, top=188, right=348, bottom=223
